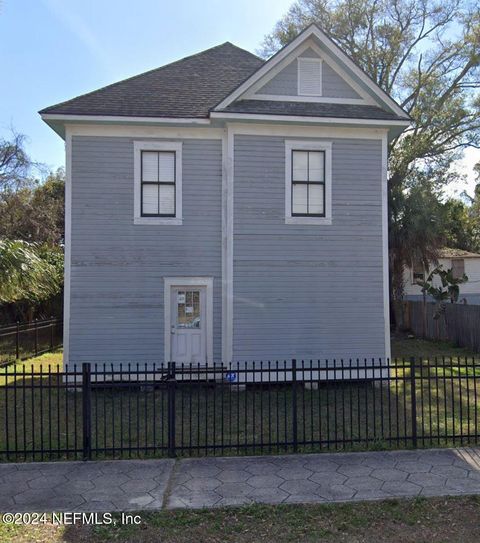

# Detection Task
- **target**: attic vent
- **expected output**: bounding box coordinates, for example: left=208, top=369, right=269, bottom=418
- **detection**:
left=298, top=58, right=322, bottom=96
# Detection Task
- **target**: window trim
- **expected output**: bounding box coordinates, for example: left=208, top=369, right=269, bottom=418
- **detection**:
left=285, top=140, right=332, bottom=225
left=134, top=141, right=182, bottom=225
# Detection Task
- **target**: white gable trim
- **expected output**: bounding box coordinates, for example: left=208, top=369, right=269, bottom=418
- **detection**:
left=242, top=40, right=372, bottom=105
left=215, top=25, right=408, bottom=119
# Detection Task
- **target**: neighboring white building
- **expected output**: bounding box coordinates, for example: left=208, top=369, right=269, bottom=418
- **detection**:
left=404, top=248, right=480, bottom=304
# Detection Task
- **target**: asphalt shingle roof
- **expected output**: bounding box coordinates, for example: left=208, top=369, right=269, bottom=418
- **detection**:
left=39, top=43, right=264, bottom=118
left=219, top=100, right=405, bottom=120
left=40, top=40, right=407, bottom=122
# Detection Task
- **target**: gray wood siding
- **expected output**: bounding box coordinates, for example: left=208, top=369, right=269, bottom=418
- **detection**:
left=256, top=49, right=360, bottom=99
left=69, top=136, right=222, bottom=365
left=233, top=135, right=386, bottom=361
left=322, top=63, right=360, bottom=99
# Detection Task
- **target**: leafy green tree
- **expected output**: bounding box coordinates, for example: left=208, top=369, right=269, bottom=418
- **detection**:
left=416, top=265, right=468, bottom=338
left=260, top=0, right=480, bottom=310
left=0, top=168, right=65, bottom=245
left=441, top=198, right=480, bottom=252
left=0, top=131, right=34, bottom=191
left=0, top=240, right=63, bottom=306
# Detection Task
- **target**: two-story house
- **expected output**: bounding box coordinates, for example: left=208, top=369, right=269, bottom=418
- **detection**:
left=40, top=24, right=410, bottom=370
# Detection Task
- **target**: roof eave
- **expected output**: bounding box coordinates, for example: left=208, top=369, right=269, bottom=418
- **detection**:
left=40, top=113, right=212, bottom=139
left=209, top=111, right=410, bottom=137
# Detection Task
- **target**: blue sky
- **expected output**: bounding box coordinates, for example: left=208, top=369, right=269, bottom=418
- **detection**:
left=0, top=0, right=478, bottom=195
left=0, top=0, right=292, bottom=170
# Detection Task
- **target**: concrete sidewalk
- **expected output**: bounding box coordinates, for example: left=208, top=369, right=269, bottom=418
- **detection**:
left=2, top=448, right=480, bottom=512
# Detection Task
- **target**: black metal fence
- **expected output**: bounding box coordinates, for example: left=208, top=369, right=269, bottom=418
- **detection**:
left=0, top=357, right=479, bottom=462
left=0, top=319, right=63, bottom=365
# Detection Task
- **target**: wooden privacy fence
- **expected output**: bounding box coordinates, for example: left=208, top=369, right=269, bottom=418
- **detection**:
left=403, top=301, right=480, bottom=352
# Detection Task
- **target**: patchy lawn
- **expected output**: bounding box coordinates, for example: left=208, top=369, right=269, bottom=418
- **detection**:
left=0, top=338, right=479, bottom=461
left=391, top=336, right=478, bottom=360
left=2, top=496, right=480, bottom=542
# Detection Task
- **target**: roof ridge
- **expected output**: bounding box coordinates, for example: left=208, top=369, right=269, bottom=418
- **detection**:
left=39, top=42, right=260, bottom=115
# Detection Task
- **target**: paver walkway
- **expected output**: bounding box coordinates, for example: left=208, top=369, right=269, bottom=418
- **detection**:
left=2, top=448, right=480, bottom=512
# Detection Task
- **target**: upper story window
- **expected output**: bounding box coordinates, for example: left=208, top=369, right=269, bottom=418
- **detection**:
left=134, top=141, right=182, bottom=225
left=291, top=150, right=325, bottom=216
left=285, top=141, right=332, bottom=225
left=298, top=58, right=322, bottom=96
left=141, top=151, right=175, bottom=217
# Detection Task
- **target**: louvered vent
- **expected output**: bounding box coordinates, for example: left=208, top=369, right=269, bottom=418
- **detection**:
left=298, top=58, right=322, bottom=96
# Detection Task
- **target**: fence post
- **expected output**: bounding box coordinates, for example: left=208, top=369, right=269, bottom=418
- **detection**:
left=410, top=357, right=418, bottom=448
left=167, top=362, right=176, bottom=458
left=15, top=322, right=20, bottom=360
left=34, top=319, right=38, bottom=356
left=50, top=317, right=54, bottom=351
left=82, top=363, right=92, bottom=460
left=292, top=358, right=298, bottom=453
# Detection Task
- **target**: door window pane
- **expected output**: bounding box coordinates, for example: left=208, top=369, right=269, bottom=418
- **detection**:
left=177, top=290, right=201, bottom=328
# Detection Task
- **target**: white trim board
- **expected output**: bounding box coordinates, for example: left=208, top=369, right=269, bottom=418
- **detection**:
left=381, top=134, right=392, bottom=361
left=210, top=112, right=410, bottom=128
left=67, top=125, right=224, bottom=139
left=229, top=123, right=388, bottom=139
left=41, top=113, right=211, bottom=124
left=225, top=126, right=234, bottom=364
left=163, top=277, right=214, bottom=365
left=63, top=129, right=72, bottom=370
left=133, top=141, right=183, bottom=225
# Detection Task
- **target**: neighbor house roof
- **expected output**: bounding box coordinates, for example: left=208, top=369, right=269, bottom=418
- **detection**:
left=439, top=248, right=480, bottom=259
left=39, top=43, right=264, bottom=118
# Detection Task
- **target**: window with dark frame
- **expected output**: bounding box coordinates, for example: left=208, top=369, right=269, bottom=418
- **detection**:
left=141, top=150, right=176, bottom=217
left=291, top=150, right=325, bottom=216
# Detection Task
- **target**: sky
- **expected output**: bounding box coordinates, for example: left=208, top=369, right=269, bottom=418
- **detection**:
left=0, top=0, right=478, bottom=196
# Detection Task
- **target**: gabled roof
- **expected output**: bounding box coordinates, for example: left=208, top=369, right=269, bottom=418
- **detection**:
left=40, top=25, right=410, bottom=130
left=214, top=24, right=410, bottom=121
left=39, top=43, right=263, bottom=118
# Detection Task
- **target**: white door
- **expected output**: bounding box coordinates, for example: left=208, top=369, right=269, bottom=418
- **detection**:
left=170, top=287, right=207, bottom=364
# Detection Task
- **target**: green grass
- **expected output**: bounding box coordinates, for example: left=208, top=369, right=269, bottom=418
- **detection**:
left=0, top=337, right=479, bottom=461
left=391, top=336, right=478, bottom=359
left=2, top=496, right=480, bottom=542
